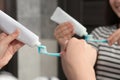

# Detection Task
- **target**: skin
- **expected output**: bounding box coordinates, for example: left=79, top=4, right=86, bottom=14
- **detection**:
left=0, top=29, right=24, bottom=68
left=54, top=22, right=75, bottom=51
left=54, top=0, right=120, bottom=80
left=108, top=0, right=120, bottom=45
left=54, top=18, right=97, bottom=80
left=61, top=38, right=97, bottom=80
left=54, top=14, right=97, bottom=80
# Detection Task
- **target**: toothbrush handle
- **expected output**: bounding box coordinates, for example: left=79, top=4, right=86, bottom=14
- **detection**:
left=86, top=39, right=108, bottom=43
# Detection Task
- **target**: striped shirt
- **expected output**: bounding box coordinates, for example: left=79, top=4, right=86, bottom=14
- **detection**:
left=88, top=25, right=120, bottom=80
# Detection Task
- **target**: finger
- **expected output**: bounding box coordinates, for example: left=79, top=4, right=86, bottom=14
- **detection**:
left=0, top=33, right=7, bottom=41
left=0, top=33, right=8, bottom=58
left=118, top=38, right=120, bottom=45
left=62, top=23, right=74, bottom=37
left=108, top=29, right=120, bottom=45
left=0, top=50, right=14, bottom=68
left=60, top=40, right=69, bottom=56
left=2, top=29, right=20, bottom=44
left=118, top=41, right=120, bottom=45
left=1, top=40, right=24, bottom=66
left=54, top=25, right=64, bottom=39
left=62, top=28, right=73, bottom=36
left=108, top=36, right=120, bottom=46
left=64, top=22, right=73, bottom=27
left=61, top=22, right=74, bottom=31
left=10, top=40, right=24, bottom=54
left=57, top=37, right=69, bottom=52
left=58, top=38, right=67, bottom=48
left=60, top=27, right=74, bottom=39
left=54, top=22, right=74, bottom=39
left=55, top=23, right=66, bottom=33
left=63, top=40, right=69, bottom=51
left=60, top=51, right=66, bottom=55
left=57, top=22, right=73, bottom=34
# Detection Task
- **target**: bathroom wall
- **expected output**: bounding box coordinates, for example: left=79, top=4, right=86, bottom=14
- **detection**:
left=17, top=0, right=58, bottom=80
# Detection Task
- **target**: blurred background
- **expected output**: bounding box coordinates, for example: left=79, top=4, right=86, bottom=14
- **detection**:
left=0, top=0, right=117, bottom=80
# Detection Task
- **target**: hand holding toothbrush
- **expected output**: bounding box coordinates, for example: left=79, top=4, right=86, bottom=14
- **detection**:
left=53, top=7, right=107, bottom=53
left=61, top=38, right=97, bottom=80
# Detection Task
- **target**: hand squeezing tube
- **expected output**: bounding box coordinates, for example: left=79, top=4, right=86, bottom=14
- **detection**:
left=0, top=10, right=60, bottom=57
left=51, top=7, right=108, bottom=43
left=0, top=7, right=107, bottom=57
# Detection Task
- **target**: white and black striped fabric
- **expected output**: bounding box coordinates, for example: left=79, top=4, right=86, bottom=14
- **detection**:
left=88, top=25, right=120, bottom=80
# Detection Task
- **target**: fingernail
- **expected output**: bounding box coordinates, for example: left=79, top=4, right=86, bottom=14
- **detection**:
left=13, top=29, right=20, bottom=35
left=60, top=51, right=65, bottom=55
left=109, top=42, right=112, bottom=46
left=65, top=40, right=68, bottom=45
left=15, top=28, right=20, bottom=33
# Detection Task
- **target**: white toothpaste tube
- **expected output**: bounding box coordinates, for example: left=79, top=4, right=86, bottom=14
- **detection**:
left=0, top=10, right=41, bottom=47
left=51, top=7, right=88, bottom=37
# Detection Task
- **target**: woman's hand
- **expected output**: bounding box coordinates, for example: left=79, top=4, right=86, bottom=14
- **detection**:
left=54, top=22, right=75, bottom=51
left=0, top=29, right=24, bottom=68
left=61, top=38, right=97, bottom=80
left=108, top=28, right=120, bottom=45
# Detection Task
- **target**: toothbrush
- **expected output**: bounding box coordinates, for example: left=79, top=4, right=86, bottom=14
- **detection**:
left=38, top=35, right=107, bottom=57
left=38, top=45, right=60, bottom=57
left=84, top=35, right=108, bottom=43
left=0, top=10, right=60, bottom=57
left=43, top=7, right=108, bottom=57
left=50, top=7, right=108, bottom=44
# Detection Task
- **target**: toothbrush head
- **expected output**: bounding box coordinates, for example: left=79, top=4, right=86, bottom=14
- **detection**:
left=38, top=45, right=47, bottom=54
left=84, top=35, right=93, bottom=41
left=38, top=45, right=60, bottom=57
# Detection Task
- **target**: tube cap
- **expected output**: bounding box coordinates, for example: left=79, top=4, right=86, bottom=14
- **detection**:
left=34, top=41, right=41, bottom=47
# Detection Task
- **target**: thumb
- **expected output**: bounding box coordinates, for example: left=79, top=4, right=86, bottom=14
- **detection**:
left=3, top=29, right=20, bottom=44
left=107, top=33, right=120, bottom=46
left=61, top=40, right=69, bottom=51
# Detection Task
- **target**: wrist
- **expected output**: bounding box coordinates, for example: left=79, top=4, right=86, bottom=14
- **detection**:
left=72, top=66, right=96, bottom=80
